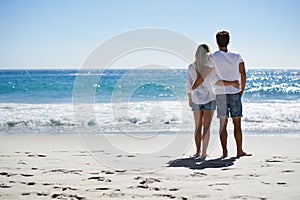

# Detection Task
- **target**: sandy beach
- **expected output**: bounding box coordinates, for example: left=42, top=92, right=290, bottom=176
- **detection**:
left=0, top=134, right=299, bottom=199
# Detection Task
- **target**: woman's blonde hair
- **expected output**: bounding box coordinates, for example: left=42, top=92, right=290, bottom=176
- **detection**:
left=194, top=44, right=210, bottom=75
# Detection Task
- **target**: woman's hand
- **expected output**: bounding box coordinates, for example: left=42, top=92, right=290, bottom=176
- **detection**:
left=216, top=80, right=240, bottom=89
left=188, top=93, right=193, bottom=107
left=232, top=80, right=240, bottom=89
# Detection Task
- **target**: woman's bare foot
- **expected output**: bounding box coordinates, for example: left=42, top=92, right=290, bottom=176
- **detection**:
left=201, top=154, right=207, bottom=158
left=236, top=151, right=252, bottom=158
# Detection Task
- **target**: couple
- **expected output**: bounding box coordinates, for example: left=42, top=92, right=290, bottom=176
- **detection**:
left=186, top=30, right=251, bottom=158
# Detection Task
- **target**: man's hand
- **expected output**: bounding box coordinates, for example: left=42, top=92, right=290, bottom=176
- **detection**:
left=239, top=89, right=244, bottom=97
left=192, top=76, right=203, bottom=90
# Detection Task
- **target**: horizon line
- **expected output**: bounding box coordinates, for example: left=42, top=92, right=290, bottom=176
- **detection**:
left=0, top=67, right=299, bottom=71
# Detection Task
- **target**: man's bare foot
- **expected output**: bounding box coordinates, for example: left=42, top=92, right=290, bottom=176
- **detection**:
left=221, top=154, right=228, bottom=158
left=221, top=151, right=228, bottom=158
left=193, top=152, right=200, bottom=157
left=236, top=151, right=252, bottom=158
left=201, top=154, right=207, bottom=158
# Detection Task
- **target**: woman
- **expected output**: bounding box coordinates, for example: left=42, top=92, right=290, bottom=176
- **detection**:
left=186, top=44, right=239, bottom=158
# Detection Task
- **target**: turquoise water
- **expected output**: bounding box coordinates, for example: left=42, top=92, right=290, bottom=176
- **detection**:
left=0, top=69, right=299, bottom=103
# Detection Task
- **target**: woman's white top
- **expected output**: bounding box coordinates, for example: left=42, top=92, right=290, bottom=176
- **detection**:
left=186, top=57, right=216, bottom=104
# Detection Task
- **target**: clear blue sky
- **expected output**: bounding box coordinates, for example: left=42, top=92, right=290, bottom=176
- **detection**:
left=0, top=0, right=299, bottom=69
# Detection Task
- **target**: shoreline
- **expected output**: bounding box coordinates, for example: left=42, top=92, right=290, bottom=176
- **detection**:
left=0, top=134, right=299, bottom=199
left=1, top=130, right=299, bottom=136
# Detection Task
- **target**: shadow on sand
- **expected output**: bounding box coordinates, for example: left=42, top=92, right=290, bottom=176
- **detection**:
left=167, top=156, right=237, bottom=170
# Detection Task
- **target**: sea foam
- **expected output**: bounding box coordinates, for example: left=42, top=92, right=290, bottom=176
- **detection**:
left=1, top=101, right=299, bottom=135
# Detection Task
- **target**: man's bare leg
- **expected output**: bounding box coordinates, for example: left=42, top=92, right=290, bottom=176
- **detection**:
left=232, top=117, right=252, bottom=157
left=219, top=118, right=228, bottom=158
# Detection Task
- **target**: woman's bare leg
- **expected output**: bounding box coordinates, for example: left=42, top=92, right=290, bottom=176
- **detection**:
left=193, top=111, right=203, bottom=157
left=201, top=110, right=214, bottom=157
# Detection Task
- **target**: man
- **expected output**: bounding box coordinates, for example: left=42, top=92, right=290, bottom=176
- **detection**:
left=212, top=31, right=251, bottom=158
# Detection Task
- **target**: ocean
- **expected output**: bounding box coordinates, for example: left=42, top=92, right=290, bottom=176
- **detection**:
left=0, top=69, right=299, bottom=135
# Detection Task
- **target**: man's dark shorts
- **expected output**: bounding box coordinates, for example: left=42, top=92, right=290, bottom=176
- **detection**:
left=216, top=93, right=242, bottom=118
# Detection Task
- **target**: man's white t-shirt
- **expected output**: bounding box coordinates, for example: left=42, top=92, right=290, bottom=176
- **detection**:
left=186, top=56, right=216, bottom=104
left=212, top=50, right=244, bottom=94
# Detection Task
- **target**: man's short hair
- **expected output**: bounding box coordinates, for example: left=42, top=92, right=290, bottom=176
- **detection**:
left=216, top=31, right=230, bottom=47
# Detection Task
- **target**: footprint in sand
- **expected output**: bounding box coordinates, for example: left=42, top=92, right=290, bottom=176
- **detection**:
left=0, top=172, right=17, bottom=177
left=282, top=169, right=295, bottom=173
left=190, top=172, right=207, bottom=177
left=208, top=183, right=229, bottom=186
left=20, top=173, right=34, bottom=177
left=265, top=156, right=286, bottom=163
left=22, top=192, right=49, bottom=196
left=101, top=170, right=114, bottom=174
left=277, top=182, right=287, bottom=185
left=231, top=195, right=267, bottom=199
left=265, top=159, right=283, bottom=163
left=115, top=169, right=126, bottom=173
left=87, top=176, right=111, bottom=182
left=153, top=194, right=176, bottom=199
left=137, top=184, right=149, bottom=189
left=20, top=181, right=35, bottom=185
left=0, top=183, right=11, bottom=188
left=73, top=154, right=90, bottom=157
left=18, top=161, right=27, bottom=165
left=0, top=154, right=10, bottom=157
left=51, top=193, right=86, bottom=200
left=37, top=192, right=49, bottom=196
left=132, top=177, right=163, bottom=191
left=159, top=155, right=171, bottom=158
left=234, top=174, right=242, bottom=177
left=0, top=172, right=9, bottom=176
left=47, top=169, right=82, bottom=174
left=42, top=183, right=53, bottom=186
left=51, top=194, right=61, bottom=198
left=95, top=187, right=110, bottom=191
left=91, top=150, right=105, bottom=153
left=62, top=186, right=78, bottom=191
left=249, top=173, right=263, bottom=178
left=135, top=177, right=160, bottom=185
left=260, top=163, right=272, bottom=167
